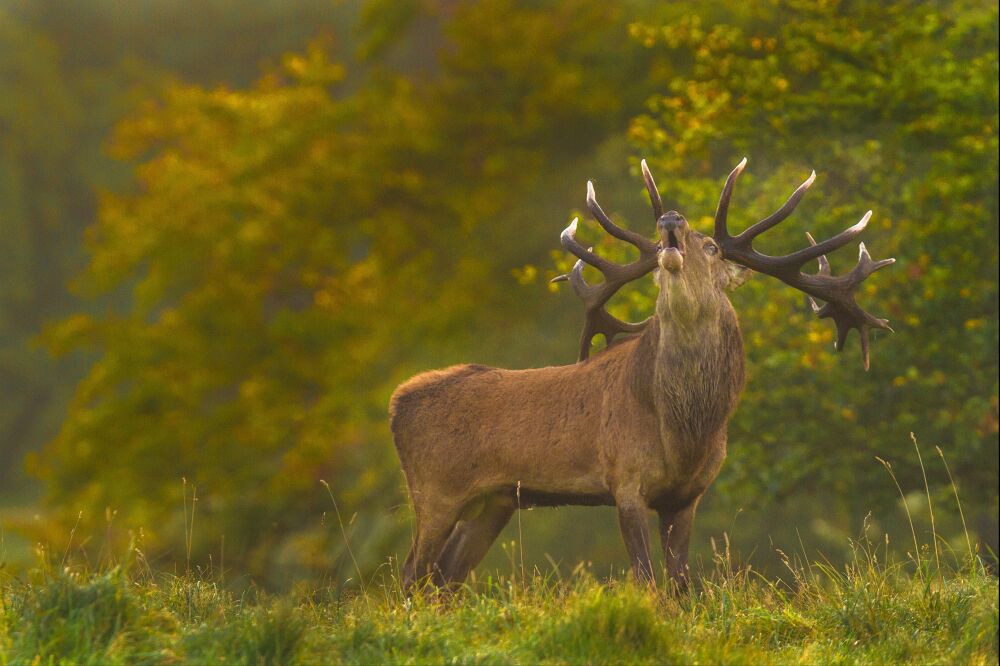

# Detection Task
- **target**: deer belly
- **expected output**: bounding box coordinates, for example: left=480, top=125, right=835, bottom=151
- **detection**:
left=513, top=487, right=615, bottom=508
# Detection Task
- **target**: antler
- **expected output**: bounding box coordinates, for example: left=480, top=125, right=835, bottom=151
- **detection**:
left=552, top=162, right=662, bottom=361
left=713, top=158, right=895, bottom=370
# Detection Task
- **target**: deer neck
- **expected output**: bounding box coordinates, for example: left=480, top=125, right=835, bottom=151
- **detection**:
left=631, top=280, right=745, bottom=446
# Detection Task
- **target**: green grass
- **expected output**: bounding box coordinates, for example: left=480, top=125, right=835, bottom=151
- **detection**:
left=1, top=546, right=996, bottom=665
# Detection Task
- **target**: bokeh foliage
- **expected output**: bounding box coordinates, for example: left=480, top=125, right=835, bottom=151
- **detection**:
left=1, top=0, right=996, bottom=585
left=0, top=10, right=84, bottom=485
left=0, top=0, right=356, bottom=497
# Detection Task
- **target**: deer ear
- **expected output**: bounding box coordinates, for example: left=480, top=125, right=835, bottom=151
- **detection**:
left=723, top=262, right=752, bottom=290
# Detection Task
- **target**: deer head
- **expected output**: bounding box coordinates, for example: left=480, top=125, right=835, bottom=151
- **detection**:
left=651, top=208, right=752, bottom=328
left=554, top=158, right=894, bottom=368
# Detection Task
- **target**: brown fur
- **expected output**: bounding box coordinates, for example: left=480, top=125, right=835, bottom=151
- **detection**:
left=390, top=220, right=749, bottom=589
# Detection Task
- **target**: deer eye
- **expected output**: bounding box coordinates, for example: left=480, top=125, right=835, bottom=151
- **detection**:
left=703, top=241, right=719, bottom=256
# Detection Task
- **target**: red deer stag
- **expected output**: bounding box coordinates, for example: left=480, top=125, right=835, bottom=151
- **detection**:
left=389, top=158, right=893, bottom=589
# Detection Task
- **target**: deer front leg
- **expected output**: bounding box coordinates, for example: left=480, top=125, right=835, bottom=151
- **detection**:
left=658, top=501, right=697, bottom=591
left=616, top=497, right=655, bottom=585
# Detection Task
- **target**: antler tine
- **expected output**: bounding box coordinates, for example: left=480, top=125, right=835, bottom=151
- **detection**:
left=640, top=159, right=663, bottom=220
left=567, top=257, right=597, bottom=302
left=713, top=160, right=895, bottom=368
left=855, top=242, right=897, bottom=283
left=551, top=249, right=603, bottom=308
left=739, top=171, right=816, bottom=242
left=557, top=218, right=617, bottom=274
left=777, top=211, right=872, bottom=271
left=804, top=231, right=830, bottom=315
left=586, top=181, right=660, bottom=256
left=804, top=232, right=831, bottom=276
left=553, top=178, right=660, bottom=361
left=714, top=157, right=747, bottom=241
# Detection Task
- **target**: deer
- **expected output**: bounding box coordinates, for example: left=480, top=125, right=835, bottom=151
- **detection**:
left=389, top=158, right=894, bottom=590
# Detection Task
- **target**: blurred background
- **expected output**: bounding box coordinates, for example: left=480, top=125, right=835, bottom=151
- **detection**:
left=0, top=0, right=996, bottom=589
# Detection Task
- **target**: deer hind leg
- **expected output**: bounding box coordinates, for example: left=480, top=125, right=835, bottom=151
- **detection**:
left=616, top=496, right=655, bottom=585
left=403, top=500, right=463, bottom=592
left=401, top=547, right=416, bottom=588
left=436, top=494, right=515, bottom=587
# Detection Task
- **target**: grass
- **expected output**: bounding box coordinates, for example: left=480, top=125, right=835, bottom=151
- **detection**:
left=0, top=540, right=996, bottom=665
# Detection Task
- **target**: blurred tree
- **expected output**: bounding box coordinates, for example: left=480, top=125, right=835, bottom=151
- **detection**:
left=0, top=12, right=83, bottom=487
left=9, top=0, right=351, bottom=87
left=616, top=0, right=998, bottom=516
left=0, top=0, right=356, bottom=494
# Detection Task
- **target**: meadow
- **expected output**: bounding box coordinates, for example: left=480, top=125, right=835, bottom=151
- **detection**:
left=2, top=539, right=996, bottom=665
left=4, top=456, right=998, bottom=666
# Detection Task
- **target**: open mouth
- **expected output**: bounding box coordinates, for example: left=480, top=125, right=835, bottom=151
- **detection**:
left=665, top=228, right=682, bottom=252
left=659, top=230, right=684, bottom=273
left=657, top=213, right=685, bottom=272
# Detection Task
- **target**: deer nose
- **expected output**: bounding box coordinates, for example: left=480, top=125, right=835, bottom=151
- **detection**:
left=657, top=211, right=687, bottom=232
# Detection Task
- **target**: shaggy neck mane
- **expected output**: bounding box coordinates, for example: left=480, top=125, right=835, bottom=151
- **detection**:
left=629, top=300, right=745, bottom=448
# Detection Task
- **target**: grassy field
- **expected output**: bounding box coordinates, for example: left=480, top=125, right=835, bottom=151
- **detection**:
left=1, top=541, right=996, bottom=665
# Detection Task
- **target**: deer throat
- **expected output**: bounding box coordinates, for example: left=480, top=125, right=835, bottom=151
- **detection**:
left=649, top=303, right=746, bottom=449
left=656, top=274, right=712, bottom=331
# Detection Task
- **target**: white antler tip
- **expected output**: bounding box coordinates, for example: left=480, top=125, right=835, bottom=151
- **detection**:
left=848, top=210, right=872, bottom=233
left=586, top=180, right=596, bottom=200
left=561, top=217, right=579, bottom=239
left=736, top=156, right=748, bottom=171
left=805, top=170, right=817, bottom=186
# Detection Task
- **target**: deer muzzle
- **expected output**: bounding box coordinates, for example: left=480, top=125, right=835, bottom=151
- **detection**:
left=658, top=211, right=687, bottom=273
